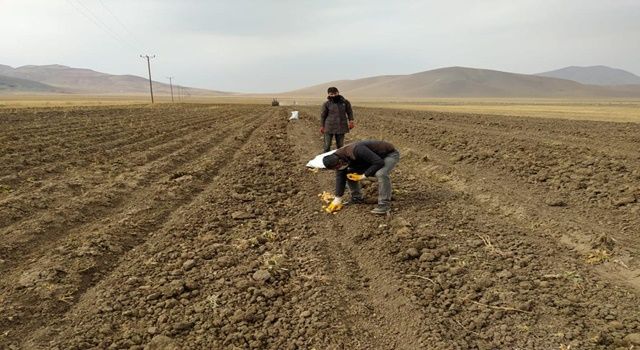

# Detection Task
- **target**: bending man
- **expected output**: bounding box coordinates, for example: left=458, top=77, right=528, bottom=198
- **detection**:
left=322, top=140, right=400, bottom=215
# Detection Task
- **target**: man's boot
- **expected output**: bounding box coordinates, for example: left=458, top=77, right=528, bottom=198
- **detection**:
left=345, top=196, right=365, bottom=205
left=370, top=204, right=390, bottom=215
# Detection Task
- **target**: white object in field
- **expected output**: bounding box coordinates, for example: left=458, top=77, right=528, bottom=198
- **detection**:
left=306, top=150, right=336, bottom=169
left=289, top=111, right=299, bottom=120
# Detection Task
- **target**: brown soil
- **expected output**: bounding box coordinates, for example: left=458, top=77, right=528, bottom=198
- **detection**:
left=0, top=104, right=639, bottom=349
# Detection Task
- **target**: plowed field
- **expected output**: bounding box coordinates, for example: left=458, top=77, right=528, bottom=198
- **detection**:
left=1, top=104, right=639, bottom=349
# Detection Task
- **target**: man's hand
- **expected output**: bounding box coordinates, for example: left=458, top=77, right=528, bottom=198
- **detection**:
left=320, top=127, right=325, bottom=134
left=348, top=121, right=355, bottom=129
left=325, top=197, right=343, bottom=213
left=347, top=173, right=365, bottom=181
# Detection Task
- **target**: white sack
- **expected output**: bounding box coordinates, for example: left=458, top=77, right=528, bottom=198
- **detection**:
left=306, top=150, right=336, bottom=169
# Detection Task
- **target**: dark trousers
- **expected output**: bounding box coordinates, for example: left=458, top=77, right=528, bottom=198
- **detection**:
left=323, top=133, right=345, bottom=152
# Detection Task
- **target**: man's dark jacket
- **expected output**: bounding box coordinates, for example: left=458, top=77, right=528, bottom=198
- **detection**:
left=333, top=140, right=397, bottom=196
left=321, top=95, right=353, bottom=134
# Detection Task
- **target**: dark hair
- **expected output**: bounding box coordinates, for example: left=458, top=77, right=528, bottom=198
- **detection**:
left=327, top=86, right=339, bottom=94
left=322, top=154, right=340, bottom=169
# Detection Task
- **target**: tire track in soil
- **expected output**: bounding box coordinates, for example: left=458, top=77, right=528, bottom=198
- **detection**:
left=0, top=108, right=273, bottom=347
left=287, top=112, right=425, bottom=349
left=0, top=109, right=246, bottom=257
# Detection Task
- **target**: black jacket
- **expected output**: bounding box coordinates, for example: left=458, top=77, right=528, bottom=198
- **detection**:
left=320, top=95, right=353, bottom=134
left=334, top=141, right=397, bottom=196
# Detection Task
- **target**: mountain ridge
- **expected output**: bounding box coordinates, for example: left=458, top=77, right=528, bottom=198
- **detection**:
left=536, top=65, right=640, bottom=86
left=283, top=66, right=640, bottom=98
left=0, top=64, right=228, bottom=95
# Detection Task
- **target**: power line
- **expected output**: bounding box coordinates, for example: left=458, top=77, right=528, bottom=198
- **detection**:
left=97, top=0, right=144, bottom=49
left=140, top=54, right=156, bottom=103
left=65, top=0, right=137, bottom=51
left=73, top=0, right=137, bottom=50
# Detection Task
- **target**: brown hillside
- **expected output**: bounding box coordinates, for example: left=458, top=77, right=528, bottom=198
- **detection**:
left=0, top=64, right=228, bottom=95
left=285, top=66, right=640, bottom=98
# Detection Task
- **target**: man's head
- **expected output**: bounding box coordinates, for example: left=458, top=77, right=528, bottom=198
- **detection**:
left=322, top=154, right=347, bottom=170
left=327, top=86, right=339, bottom=97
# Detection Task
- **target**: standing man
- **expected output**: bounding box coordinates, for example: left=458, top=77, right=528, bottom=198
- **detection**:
left=322, top=140, right=400, bottom=215
left=321, top=87, right=354, bottom=152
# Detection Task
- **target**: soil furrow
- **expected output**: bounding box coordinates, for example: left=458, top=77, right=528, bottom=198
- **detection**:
left=1, top=104, right=639, bottom=350
left=0, top=108, right=273, bottom=347
left=0, top=110, right=247, bottom=264
left=357, top=109, right=640, bottom=273
left=287, top=112, right=427, bottom=349
left=0, top=111, right=218, bottom=179
left=0, top=111, right=242, bottom=229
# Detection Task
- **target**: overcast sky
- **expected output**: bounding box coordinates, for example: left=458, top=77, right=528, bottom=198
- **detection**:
left=1, top=0, right=639, bottom=92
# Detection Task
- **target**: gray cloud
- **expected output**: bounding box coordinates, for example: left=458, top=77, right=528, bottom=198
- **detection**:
left=1, top=0, right=639, bottom=92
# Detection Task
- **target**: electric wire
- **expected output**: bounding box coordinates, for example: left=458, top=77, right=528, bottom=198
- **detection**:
left=64, top=0, right=137, bottom=51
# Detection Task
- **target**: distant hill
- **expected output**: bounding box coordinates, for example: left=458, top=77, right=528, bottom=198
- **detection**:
left=536, top=66, right=640, bottom=86
left=0, top=64, right=15, bottom=75
left=0, top=74, right=62, bottom=93
left=0, top=64, right=228, bottom=95
left=284, top=66, right=640, bottom=98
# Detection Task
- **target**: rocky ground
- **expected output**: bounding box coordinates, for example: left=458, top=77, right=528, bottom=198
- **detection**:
left=0, top=104, right=638, bottom=349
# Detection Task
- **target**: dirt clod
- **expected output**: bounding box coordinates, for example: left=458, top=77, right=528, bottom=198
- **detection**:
left=231, top=211, right=255, bottom=220
left=545, top=198, right=567, bottom=207
left=182, top=259, right=196, bottom=270
left=624, top=333, right=640, bottom=346
left=406, top=248, right=420, bottom=259
left=252, top=269, right=272, bottom=282
left=144, top=335, right=179, bottom=350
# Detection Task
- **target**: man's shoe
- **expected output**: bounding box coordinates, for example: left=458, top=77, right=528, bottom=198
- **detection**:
left=370, top=204, right=390, bottom=215
left=345, top=197, right=365, bottom=205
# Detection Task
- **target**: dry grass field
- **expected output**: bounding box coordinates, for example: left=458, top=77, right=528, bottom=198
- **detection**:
left=357, top=98, right=640, bottom=123
left=0, top=94, right=272, bottom=108
left=3, top=95, right=640, bottom=124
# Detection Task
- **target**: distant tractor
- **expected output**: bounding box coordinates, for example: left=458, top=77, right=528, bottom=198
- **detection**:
left=271, top=98, right=280, bottom=106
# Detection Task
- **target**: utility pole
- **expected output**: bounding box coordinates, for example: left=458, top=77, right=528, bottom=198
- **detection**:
left=167, top=77, right=175, bottom=102
left=140, top=54, right=155, bottom=103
